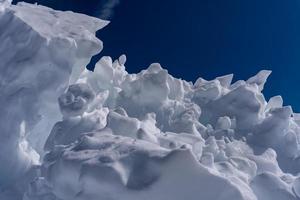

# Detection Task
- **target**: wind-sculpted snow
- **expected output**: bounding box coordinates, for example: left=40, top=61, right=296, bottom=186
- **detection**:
left=1, top=1, right=300, bottom=200
left=0, top=1, right=107, bottom=198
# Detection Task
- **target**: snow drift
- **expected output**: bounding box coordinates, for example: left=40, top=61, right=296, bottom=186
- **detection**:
left=1, top=1, right=300, bottom=200
left=0, top=1, right=107, bottom=198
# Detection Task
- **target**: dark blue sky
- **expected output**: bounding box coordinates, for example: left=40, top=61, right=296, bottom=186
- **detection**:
left=15, top=0, right=300, bottom=111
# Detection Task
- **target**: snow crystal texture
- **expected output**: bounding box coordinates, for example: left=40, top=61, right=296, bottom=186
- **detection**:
left=1, top=1, right=300, bottom=200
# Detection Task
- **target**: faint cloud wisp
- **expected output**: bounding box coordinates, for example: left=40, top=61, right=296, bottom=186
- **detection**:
left=96, top=0, right=121, bottom=20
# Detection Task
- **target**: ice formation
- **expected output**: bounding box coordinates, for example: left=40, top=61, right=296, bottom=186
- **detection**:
left=1, top=1, right=300, bottom=200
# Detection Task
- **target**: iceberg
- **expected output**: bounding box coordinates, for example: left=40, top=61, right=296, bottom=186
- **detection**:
left=1, top=1, right=300, bottom=200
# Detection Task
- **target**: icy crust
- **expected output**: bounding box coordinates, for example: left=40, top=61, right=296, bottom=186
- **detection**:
left=0, top=1, right=106, bottom=193
left=0, top=0, right=11, bottom=11
left=23, top=55, right=300, bottom=200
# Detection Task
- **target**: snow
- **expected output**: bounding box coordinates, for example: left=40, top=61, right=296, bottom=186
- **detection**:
left=1, top=1, right=300, bottom=200
left=0, top=1, right=107, bottom=198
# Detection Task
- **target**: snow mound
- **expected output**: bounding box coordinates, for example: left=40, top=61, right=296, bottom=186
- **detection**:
left=1, top=1, right=300, bottom=200
left=0, top=1, right=107, bottom=198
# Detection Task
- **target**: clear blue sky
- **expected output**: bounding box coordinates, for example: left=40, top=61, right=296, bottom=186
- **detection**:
left=15, top=0, right=300, bottom=111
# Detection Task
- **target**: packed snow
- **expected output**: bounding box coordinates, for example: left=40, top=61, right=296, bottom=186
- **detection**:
left=1, top=1, right=300, bottom=200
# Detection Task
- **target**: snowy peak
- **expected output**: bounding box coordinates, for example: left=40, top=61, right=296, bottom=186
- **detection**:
left=9, top=2, right=108, bottom=58
left=11, top=2, right=108, bottom=44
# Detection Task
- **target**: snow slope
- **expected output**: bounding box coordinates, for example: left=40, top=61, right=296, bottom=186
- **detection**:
left=1, top=1, right=300, bottom=200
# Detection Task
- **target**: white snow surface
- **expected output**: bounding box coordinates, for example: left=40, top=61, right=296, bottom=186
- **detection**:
left=1, top=1, right=300, bottom=200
